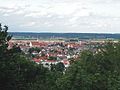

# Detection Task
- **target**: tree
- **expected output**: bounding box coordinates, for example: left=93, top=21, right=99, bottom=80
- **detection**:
left=0, top=24, right=51, bottom=90
left=57, top=42, right=120, bottom=90
left=28, top=47, right=41, bottom=54
left=55, top=62, right=65, bottom=72
left=0, top=23, right=35, bottom=90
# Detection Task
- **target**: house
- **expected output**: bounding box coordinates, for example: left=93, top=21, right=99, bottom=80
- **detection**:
left=29, top=41, right=40, bottom=47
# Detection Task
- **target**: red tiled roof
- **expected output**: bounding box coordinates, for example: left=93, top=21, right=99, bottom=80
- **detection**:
left=31, top=42, right=40, bottom=46
left=31, top=42, right=48, bottom=47
left=62, top=60, right=70, bottom=65
left=33, top=58, right=41, bottom=62
left=46, top=60, right=57, bottom=62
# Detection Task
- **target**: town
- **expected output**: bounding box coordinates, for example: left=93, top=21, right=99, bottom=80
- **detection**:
left=8, top=38, right=118, bottom=69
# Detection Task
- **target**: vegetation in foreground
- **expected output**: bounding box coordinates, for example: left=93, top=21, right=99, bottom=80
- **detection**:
left=0, top=24, right=120, bottom=90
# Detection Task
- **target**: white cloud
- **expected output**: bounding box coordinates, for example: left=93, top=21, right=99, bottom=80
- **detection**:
left=21, top=22, right=36, bottom=27
left=14, top=10, right=25, bottom=15
left=3, top=13, right=10, bottom=17
left=0, top=0, right=120, bottom=33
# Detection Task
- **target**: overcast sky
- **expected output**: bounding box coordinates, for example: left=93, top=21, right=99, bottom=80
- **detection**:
left=0, top=0, right=120, bottom=33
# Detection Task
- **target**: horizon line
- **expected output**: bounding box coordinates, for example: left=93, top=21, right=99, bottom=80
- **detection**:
left=8, top=31, right=120, bottom=34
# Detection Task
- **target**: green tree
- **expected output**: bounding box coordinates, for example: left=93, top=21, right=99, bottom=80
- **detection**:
left=55, top=62, right=65, bottom=72
left=57, top=42, right=120, bottom=90
left=28, top=47, right=41, bottom=54
left=0, top=24, right=51, bottom=90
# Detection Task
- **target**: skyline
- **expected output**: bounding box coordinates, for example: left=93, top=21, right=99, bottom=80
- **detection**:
left=0, top=0, right=120, bottom=33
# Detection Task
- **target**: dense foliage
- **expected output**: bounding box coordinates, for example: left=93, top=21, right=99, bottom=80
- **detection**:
left=0, top=24, right=56, bottom=90
left=57, top=42, right=120, bottom=90
left=0, top=24, right=120, bottom=90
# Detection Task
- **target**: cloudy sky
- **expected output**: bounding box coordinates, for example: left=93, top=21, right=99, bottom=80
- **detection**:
left=0, top=0, right=120, bottom=33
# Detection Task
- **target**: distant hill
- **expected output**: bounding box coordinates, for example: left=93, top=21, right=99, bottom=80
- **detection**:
left=9, top=32, right=120, bottom=40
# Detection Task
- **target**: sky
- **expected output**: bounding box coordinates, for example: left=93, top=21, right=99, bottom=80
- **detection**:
left=0, top=0, right=120, bottom=33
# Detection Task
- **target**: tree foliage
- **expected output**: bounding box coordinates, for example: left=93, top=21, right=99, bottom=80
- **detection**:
left=0, top=24, right=54, bottom=90
left=28, top=47, right=41, bottom=54
left=57, top=42, right=120, bottom=90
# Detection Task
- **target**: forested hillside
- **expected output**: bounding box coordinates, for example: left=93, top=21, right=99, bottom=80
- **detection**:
left=9, top=32, right=120, bottom=39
